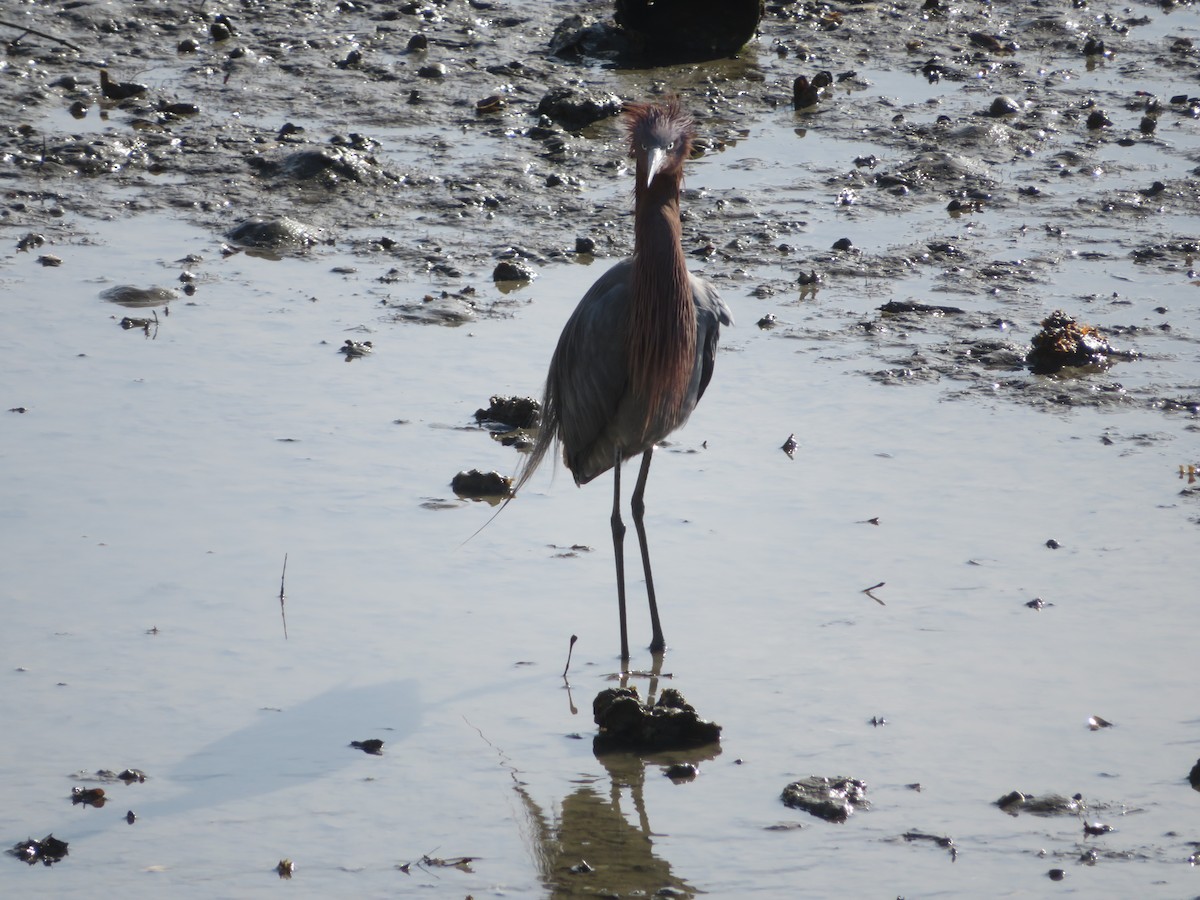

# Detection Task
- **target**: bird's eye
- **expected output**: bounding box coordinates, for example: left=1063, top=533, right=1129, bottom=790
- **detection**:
left=667, top=141, right=675, bottom=150
left=641, top=142, right=649, bottom=151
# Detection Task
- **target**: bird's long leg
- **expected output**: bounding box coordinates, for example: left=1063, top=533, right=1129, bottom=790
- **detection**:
left=610, top=447, right=631, bottom=666
left=631, top=448, right=665, bottom=653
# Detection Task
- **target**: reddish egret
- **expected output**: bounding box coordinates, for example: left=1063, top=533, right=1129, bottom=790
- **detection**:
left=516, top=98, right=732, bottom=664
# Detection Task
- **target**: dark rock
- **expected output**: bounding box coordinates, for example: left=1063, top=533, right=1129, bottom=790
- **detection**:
left=1026, top=310, right=1132, bottom=374
left=475, top=395, right=539, bottom=429
left=451, top=469, right=513, bottom=498
left=535, top=87, right=623, bottom=131
left=492, top=259, right=536, bottom=283
left=781, top=776, right=868, bottom=823
left=995, top=790, right=1080, bottom=816
left=593, top=687, right=722, bottom=753
left=226, top=216, right=321, bottom=251
left=879, top=300, right=965, bottom=316
left=8, top=834, right=69, bottom=866
left=614, top=0, right=763, bottom=62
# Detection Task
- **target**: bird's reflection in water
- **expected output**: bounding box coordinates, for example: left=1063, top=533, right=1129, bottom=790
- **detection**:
left=519, top=655, right=720, bottom=898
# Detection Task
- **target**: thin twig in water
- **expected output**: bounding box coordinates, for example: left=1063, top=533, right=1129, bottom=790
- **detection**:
left=862, top=582, right=886, bottom=605
left=278, top=553, right=288, bottom=639
left=562, top=633, right=577, bottom=679
left=0, top=17, right=84, bottom=51
left=0, top=18, right=84, bottom=52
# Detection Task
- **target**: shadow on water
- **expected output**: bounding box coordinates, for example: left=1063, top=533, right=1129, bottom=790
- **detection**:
left=46, top=681, right=421, bottom=844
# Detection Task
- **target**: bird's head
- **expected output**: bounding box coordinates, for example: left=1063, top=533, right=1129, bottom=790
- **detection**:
left=626, top=97, right=694, bottom=191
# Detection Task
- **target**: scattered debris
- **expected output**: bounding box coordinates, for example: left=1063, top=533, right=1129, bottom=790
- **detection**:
left=862, top=582, right=886, bottom=605
left=350, top=739, right=384, bottom=755
left=70, top=787, right=106, bottom=808
left=781, top=433, right=797, bottom=458
left=1088, top=715, right=1115, bottom=731
left=275, top=858, right=294, bottom=879
left=902, top=830, right=957, bottom=861
left=339, top=339, right=373, bottom=358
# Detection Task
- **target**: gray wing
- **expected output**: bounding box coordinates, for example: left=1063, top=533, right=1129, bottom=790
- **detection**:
left=517, top=259, right=634, bottom=490
left=690, top=273, right=732, bottom=405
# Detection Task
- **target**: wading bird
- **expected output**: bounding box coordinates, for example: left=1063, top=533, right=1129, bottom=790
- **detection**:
left=516, top=98, right=732, bottom=665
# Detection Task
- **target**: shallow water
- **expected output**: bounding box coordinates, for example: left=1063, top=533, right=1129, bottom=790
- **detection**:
left=4, top=1, right=1200, bottom=897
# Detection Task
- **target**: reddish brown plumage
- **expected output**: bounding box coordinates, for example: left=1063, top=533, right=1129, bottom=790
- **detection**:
left=624, top=99, right=697, bottom=441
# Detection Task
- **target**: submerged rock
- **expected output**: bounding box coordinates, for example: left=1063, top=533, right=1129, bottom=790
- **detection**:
left=226, top=216, right=322, bottom=251
left=100, top=285, right=177, bottom=308
left=781, top=776, right=868, bottom=823
left=995, top=790, right=1081, bottom=816
left=593, top=687, right=722, bottom=753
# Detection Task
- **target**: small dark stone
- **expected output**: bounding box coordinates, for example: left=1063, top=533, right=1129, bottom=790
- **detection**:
left=988, top=95, right=1020, bottom=117
left=492, top=260, right=535, bottom=283
left=1188, top=758, right=1200, bottom=790
left=350, top=738, right=384, bottom=755
left=574, top=236, right=596, bottom=254
left=1086, top=110, right=1112, bottom=129
left=831, top=237, right=854, bottom=251
left=451, top=469, right=513, bottom=498
left=418, top=63, right=447, bottom=79
left=1045, top=538, right=1060, bottom=549
left=407, top=33, right=429, bottom=51
left=664, top=763, right=698, bottom=781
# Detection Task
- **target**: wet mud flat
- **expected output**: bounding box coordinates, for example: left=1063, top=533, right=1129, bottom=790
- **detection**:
left=2, top=0, right=1199, bottom=414
left=2, top=0, right=1200, bottom=897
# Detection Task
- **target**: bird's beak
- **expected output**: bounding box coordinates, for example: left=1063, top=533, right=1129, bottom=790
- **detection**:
left=644, top=145, right=667, bottom=188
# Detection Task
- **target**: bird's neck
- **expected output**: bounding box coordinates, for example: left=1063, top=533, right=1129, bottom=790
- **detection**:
left=628, top=187, right=697, bottom=437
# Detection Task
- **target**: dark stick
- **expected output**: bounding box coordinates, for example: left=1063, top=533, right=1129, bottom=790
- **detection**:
left=278, top=553, right=288, bottom=639
left=0, top=19, right=84, bottom=52
left=862, top=581, right=886, bottom=606
left=562, top=634, right=577, bottom=678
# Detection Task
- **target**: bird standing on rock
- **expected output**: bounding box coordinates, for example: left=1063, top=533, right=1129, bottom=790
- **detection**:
left=516, top=97, right=732, bottom=666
